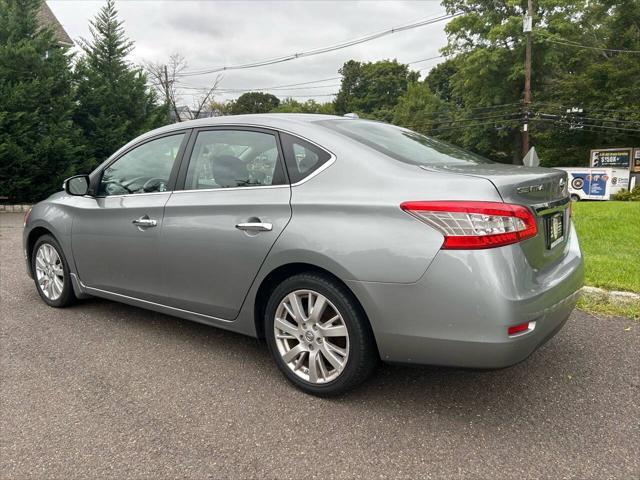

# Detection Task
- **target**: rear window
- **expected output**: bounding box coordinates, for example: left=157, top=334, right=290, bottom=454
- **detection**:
left=316, top=119, right=493, bottom=166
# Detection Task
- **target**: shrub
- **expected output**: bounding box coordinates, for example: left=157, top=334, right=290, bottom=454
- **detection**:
left=612, top=185, right=640, bottom=201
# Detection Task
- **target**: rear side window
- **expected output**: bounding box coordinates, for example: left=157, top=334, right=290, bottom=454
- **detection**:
left=280, top=133, right=331, bottom=184
left=184, top=130, right=286, bottom=190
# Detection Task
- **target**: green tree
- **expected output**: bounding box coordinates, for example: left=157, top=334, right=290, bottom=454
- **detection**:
left=73, top=0, right=165, bottom=169
left=271, top=98, right=335, bottom=115
left=0, top=0, right=83, bottom=202
left=441, top=0, right=640, bottom=166
left=392, top=82, right=448, bottom=136
left=334, top=60, right=419, bottom=120
left=230, top=92, right=280, bottom=114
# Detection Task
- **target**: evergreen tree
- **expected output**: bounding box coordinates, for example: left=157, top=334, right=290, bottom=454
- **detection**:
left=0, top=0, right=82, bottom=202
left=73, top=0, right=165, bottom=167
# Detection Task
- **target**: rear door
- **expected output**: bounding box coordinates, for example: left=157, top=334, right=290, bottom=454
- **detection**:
left=160, top=127, right=291, bottom=319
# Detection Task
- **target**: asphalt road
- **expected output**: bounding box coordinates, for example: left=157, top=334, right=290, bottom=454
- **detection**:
left=1, top=213, right=638, bottom=479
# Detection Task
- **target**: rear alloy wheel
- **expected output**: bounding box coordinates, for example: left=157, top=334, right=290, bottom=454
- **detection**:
left=32, top=235, right=76, bottom=308
left=265, top=273, right=377, bottom=396
left=274, top=290, right=349, bottom=383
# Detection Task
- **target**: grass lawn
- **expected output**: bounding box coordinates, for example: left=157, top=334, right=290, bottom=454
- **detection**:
left=572, top=201, right=640, bottom=292
left=571, top=201, right=640, bottom=320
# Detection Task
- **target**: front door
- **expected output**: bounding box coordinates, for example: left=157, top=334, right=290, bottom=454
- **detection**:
left=72, top=133, right=188, bottom=301
left=160, top=128, right=291, bottom=319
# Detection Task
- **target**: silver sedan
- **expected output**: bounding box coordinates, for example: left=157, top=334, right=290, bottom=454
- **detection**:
left=23, top=114, right=584, bottom=395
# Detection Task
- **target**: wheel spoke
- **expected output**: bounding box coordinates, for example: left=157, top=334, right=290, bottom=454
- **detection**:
left=286, top=293, right=307, bottom=323
left=274, top=318, right=298, bottom=337
left=282, top=343, right=306, bottom=363
left=319, top=325, right=347, bottom=337
left=321, top=344, right=345, bottom=371
left=325, top=341, right=347, bottom=358
left=308, top=350, right=320, bottom=383
left=53, top=276, right=64, bottom=296
left=308, top=295, right=327, bottom=324
left=293, top=351, right=307, bottom=371
left=320, top=314, right=340, bottom=328
left=35, top=256, right=46, bottom=270
left=52, top=264, right=63, bottom=276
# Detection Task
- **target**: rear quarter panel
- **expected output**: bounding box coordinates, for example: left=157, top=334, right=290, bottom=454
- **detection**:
left=260, top=138, right=505, bottom=284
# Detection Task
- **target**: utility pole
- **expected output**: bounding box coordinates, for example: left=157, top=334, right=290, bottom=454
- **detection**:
left=163, top=64, right=171, bottom=123
left=522, top=0, right=533, bottom=160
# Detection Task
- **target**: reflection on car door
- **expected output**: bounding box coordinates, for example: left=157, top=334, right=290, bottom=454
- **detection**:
left=71, top=133, right=188, bottom=301
left=160, top=128, right=291, bottom=319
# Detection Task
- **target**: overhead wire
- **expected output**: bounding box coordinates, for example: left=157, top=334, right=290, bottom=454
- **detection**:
left=176, top=12, right=458, bottom=77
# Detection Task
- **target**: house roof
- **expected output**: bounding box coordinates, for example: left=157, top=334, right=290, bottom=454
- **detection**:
left=37, top=2, right=74, bottom=46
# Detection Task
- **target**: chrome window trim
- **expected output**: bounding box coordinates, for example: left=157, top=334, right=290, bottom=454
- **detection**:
left=90, top=191, right=171, bottom=199
left=172, top=184, right=290, bottom=194
left=177, top=124, right=336, bottom=191
left=290, top=154, right=336, bottom=187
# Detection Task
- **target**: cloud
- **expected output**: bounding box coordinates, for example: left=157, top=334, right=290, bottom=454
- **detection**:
left=48, top=0, right=450, bottom=103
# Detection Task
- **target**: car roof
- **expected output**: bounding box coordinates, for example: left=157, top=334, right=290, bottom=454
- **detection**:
left=103, top=114, right=352, bottom=168
left=154, top=113, right=344, bottom=135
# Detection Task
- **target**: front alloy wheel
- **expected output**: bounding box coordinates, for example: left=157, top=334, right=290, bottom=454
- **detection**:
left=35, top=243, right=64, bottom=301
left=265, top=273, right=378, bottom=396
left=31, top=234, right=76, bottom=307
left=274, top=290, right=349, bottom=384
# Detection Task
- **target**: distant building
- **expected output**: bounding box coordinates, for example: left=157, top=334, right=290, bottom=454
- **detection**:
left=37, top=2, right=73, bottom=47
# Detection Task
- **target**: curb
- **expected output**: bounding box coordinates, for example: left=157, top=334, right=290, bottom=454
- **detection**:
left=0, top=205, right=32, bottom=213
left=581, top=286, right=640, bottom=305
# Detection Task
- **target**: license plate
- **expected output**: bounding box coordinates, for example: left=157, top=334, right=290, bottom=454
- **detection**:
left=546, top=213, right=564, bottom=249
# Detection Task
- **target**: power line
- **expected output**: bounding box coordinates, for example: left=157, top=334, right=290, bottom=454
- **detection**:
left=532, top=102, right=640, bottom=116
left=177, top=12, right=459, bottom=77
left=532, top=117, right=640, bottom=133
left=540, top=36, right=640, bottom=54
left=173, top=54, right=444, bottom=95
left=534, top=112, right=640, bottom=126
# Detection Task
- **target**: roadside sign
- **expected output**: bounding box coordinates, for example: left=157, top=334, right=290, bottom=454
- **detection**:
left=633, top=148, right=640, bottom=173
left=590, top=148, right=632, bottom=168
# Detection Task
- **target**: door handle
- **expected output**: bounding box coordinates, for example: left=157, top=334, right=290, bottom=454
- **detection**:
left=132, top=216, right=158, bottom=228
left=235, top=222, right=273, bottom=232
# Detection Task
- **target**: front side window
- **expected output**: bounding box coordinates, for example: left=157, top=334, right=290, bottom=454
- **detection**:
left=99, top=134, right=185, bottom=196
left=185, top=130, right=285, bottom=190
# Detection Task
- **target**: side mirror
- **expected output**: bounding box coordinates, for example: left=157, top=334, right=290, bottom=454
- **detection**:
left=64, top=174, right=90, bottom=196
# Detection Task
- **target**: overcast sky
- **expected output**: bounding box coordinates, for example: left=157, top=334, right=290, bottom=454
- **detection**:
left=48, top=0, right=452, bottom=106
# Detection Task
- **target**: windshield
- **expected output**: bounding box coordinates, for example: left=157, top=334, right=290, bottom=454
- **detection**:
left=316, top=119, right=493, bottom=166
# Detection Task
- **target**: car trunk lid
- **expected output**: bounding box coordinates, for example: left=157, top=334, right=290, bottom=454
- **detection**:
left=421, top=164, right=571, bottom=270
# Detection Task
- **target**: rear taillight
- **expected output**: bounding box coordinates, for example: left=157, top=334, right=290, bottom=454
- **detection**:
left=400, top=201, right=537, bottom=249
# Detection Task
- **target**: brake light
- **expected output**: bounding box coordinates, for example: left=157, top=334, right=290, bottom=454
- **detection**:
left=507, top=322, right=533, bottom=336
left=400, top=201, right=537, bottom=249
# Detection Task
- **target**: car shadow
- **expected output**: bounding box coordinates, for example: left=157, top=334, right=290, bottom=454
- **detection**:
left=72, top=295, right=587, bottom=416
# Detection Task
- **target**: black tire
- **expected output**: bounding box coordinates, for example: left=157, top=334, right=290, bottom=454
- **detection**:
left=570, top=194, right=580, bottom=202
left=31, top=234, right=76, bottom=308
left=265, top=272, right=378, bottom=396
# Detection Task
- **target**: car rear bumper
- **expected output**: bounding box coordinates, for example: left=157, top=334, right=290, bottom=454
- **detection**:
left=346, top=223, right=584, bottom=368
